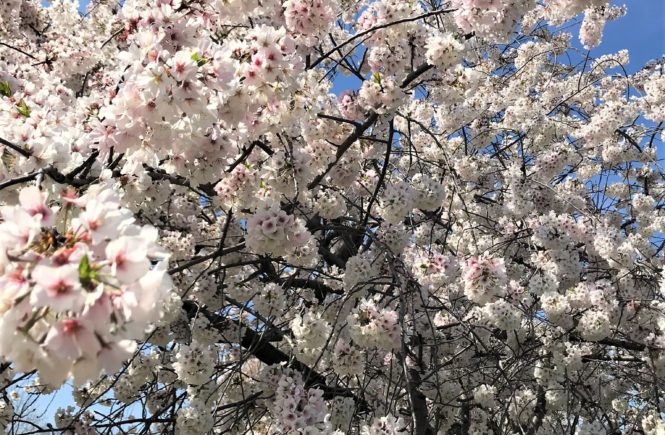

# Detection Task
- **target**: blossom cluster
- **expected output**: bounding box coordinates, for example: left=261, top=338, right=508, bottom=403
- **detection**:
left=348, top=298, right=401, bottom=350
left=0, top=185, right=171, bottom=386
left=245, top=200, right=312, bottom=256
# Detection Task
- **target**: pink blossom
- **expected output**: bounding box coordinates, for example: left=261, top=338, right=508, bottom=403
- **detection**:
left=18, top=186, right=54, bottom=226
left=105, top=236, right=150, bottom=283
left=44, top=319, right=101, bottom=360
left=30, top=264, right=84, bottom=313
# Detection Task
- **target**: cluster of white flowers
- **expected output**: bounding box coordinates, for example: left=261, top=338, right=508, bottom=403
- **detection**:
left=642, top=414, right=665, bottom=435
left=348, top=298, right=401, bottom=350
left=54, top=405, right=96, bottom=433
left=291, top=311, right=331, bottom=363
left=312, top=189, right=347, bottom=219
left=425, top=33, right=466, bottom=70
left=461, top=254, right=507, bottom=305
left=409, top=250, right=460, bottom=289
left=577, top=309, right=612, bottom=341
left=333, top=337, right=365, bottom=376
left=246, top=200, right=312, bottom=256
left=643, top=73, right=665, bottom=122
left=262, top=367, right=331, bottom=433
left=343, top=254, right=376, bottom=289
left=160, top=230, right=195, bottom=261
left=176, top=401, right=215, bottom=435
left=450, top=0, right=534, bottom=41
left=284, top=0, right=338, bottom=45
left=252, top=282, right=287, bottom=316
left=190, top=315, right=222, bottom=345
left=482, top=299, right=521, bottom=330
left=214, top=165, right=258, bottom=210
left=0, top=0, right=662, bottom=432
left=508, top=388, right=537, bottom=424
left=173, top=340, right=216, bottom=386
left=579, top=7, right=606, bottom=49
left=532, top=145, right=570, bottom=180
left=358, top=74, right=405, bottom=115
left=411, top=174, right=446, bottom=211
left=378, top=181, right=414, bottom=224
left=540, top=291, right=570, bottom=323
left=361, top=414, right=408, bottom=435
left=377, top=223, right=409, bottom=254
left=473, top=384, right=497, bottom=409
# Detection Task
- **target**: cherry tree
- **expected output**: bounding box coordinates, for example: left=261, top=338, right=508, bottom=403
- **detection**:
left=0, top=0, right=664, bottom=433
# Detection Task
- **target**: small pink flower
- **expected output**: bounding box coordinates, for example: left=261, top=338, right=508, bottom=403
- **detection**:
left=30, top=264, right=84, bottom=312
left=243, top=65, right=262, bottom=87
left=0, top=266, right=30, bottom=313
left=0, top=207, right=42, bottom=251
left=105, top=236, right=150, bottom=283
left=169, top=50, right=197, bottom=82
left=19, top=186, right=54, bottom=226
left=81, top=291, right=114, bottom=332
left=44, top=318, right=101, bottom=360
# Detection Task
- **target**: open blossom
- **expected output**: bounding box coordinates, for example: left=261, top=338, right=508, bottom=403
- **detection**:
left=18, top=186, right=54, bottom=226
left=105, top=236, right=151, bottom=283
left=44, top=318, right=101, bottom=360
left=72, top=189, right=135, bottom=244
left=0, top=207, right=43, bottom=256
left=30, top=264, right=85, bottom=313
left=169, top=50, right=198, bottom=82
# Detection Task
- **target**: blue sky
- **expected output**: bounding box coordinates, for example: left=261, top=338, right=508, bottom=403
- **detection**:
left=578, top=0, right=664, bottom=72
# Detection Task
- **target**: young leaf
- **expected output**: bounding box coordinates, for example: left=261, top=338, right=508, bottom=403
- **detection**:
left=0, top=81, right=11, bottom=97
left=79, top=255, right=98, bottom=290
left=16, top=99, right=30, bottom=117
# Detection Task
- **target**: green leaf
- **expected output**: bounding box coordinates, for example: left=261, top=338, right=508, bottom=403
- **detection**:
left=191, top=52, right=209, bottom=67
left=79, top=255, right=98, bottom=290
left=372, top=72, right=382, bottom=85
left=16, top=99, right=30, bottom=117
left=79, top=254, right=91, bottom=279
left=0, top=81, right=11, bottom=97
